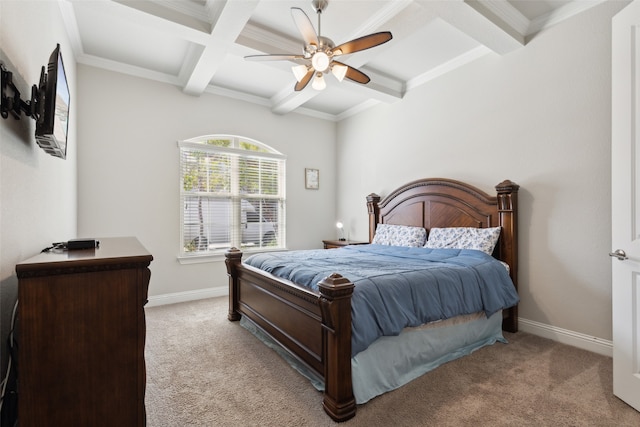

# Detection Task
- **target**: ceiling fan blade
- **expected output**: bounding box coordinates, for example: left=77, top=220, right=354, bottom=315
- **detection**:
left=332, top=31, right=392, bottom=56
left=245, top=54, right=305, bottom=62
left=291, top=7, right=319, bottom=47
left=333, top=61, right=370, bottom=84
left=294, top=68, right=314, bottom=91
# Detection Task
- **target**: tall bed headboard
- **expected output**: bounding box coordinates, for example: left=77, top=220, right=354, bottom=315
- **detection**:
left=366, top=178, right=520, bottom=331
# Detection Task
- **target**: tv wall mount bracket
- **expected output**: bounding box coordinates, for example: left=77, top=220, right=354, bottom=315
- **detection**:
left=0, top=62, right=43, bottom=121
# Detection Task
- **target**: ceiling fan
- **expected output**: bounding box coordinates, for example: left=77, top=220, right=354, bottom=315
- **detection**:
left=245, top=0, right=392, bottom=91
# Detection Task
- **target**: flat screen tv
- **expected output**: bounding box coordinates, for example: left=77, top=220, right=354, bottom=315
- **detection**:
left=35, top=44, right=70, bottom=159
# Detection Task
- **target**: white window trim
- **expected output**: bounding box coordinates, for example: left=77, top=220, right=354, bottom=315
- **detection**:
left=177, top=135, right=286, bottom=262
left=176, top=246, right=288, bottom=264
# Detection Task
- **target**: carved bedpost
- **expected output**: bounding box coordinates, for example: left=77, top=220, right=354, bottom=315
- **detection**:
left=366, top=193, right=381, bottom=243
left=225, top=247, right=243, bottom=322
left=495, top=180, right=519, bottom=332
left=318, top=273, right=356, bottom=422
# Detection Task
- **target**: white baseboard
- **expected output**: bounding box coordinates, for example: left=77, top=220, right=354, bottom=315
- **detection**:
left=146, top=287, right=227, bottom=307
left=518, top=317, right=612, bottom=357
left=146, top=290, right=613, bottom=358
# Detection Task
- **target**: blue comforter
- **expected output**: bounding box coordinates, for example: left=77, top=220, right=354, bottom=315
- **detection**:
left=244, top=244, right=519, bottom=356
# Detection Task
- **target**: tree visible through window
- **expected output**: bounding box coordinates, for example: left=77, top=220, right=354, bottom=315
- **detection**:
left=179, top=135, right=286, bottom=255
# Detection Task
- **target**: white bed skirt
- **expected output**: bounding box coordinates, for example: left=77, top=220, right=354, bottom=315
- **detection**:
left=352, top=311, right=504, bottom=403
left=239, top=310, right=505, bottom=404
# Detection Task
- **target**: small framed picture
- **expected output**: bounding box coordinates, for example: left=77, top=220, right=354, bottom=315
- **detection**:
left=305, top=168, right=319, bottom=190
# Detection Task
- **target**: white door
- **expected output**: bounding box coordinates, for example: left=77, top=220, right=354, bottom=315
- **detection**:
left=612, top=0, right=640, bottom=412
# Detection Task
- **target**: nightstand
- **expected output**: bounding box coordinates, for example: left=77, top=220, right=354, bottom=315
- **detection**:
left=322, top=239, right=369, bottom=249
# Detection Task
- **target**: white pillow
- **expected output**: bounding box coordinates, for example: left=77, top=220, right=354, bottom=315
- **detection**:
left=372, top=224, right=427, bottom=247
left=424, top=226, right=501, bottom=255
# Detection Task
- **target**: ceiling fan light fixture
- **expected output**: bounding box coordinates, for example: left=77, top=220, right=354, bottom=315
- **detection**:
left=246, top=1, right=392, bottom=92
left=331, top=63, right=347, bottom=82
left=311, top=51, right=330, bottom=72
left=312, top=72, right=326, bottom=90
left=292, top=64, right=309, bottom=82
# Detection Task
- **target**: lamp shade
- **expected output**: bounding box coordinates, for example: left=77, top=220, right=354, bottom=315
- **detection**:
left=331, top=63, right=348, bottom=82
left=292, top=64, right=308, bottom=82
left=312, top=73, right=326, bottom=90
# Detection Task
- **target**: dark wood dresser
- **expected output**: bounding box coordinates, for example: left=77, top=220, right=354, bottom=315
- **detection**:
left=15, top=237, right=153, bottom=427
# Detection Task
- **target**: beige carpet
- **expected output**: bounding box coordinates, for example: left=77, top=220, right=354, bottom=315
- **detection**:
left=144, top=297, right=640, bottom=426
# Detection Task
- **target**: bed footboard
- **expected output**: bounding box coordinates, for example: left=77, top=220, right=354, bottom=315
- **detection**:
left=225, top=248, right=357, bottom=422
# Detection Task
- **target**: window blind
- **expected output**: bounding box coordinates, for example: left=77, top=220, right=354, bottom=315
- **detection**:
left=179, top=136, right=286, bottom=255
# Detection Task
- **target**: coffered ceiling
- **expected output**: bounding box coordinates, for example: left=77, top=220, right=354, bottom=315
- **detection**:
left=58, top=0, right=605, bottom=121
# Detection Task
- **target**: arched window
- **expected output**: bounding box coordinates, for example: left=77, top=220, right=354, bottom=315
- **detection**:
left=178, top=135, right=286, bottom=258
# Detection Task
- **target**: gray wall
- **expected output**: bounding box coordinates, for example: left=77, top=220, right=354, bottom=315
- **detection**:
left=76, top=65, right=338, bottom=297
left=336, top=1, right=626, bottom=342
left=0, top=0, right=77, bottom=386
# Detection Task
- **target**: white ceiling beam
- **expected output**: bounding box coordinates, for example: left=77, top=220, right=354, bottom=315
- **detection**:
left=475, top=0, right=530, bottom=36
left=415, top=0, right=524, bottom=54
left=340, top=0, right=414, bottom=44
left=98, top=0, right=212, bottom=43
left=236, top=22, right=305, bottom=57
left=406, top=45, right=491, bottom=91
left=182, top=0, right=260, bottom=96
left=341, top=68, right=403, bottom=101
left=270, top=86, right=320, bottom=116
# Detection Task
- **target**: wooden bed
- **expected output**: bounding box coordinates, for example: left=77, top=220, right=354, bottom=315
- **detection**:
left=225, top=178, right=519, bottom=422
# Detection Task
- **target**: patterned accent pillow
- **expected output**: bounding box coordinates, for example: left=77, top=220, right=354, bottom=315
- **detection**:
left=372, top=224, right=427, bottom=247
left=424, top=226, right=502, bottom=255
